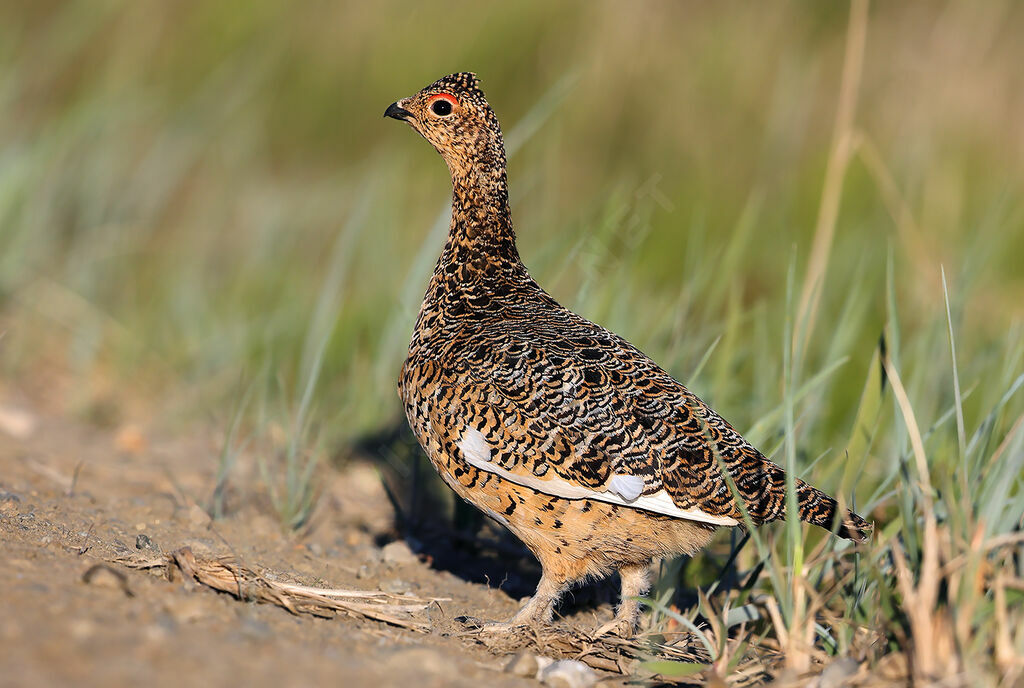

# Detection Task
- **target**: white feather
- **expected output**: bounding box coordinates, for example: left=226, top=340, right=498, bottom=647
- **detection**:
left=457, top=427, right=492, bottom=464
left=608, top=474, right=645, bottom=502
left=462, top=453, right=737, bottom=527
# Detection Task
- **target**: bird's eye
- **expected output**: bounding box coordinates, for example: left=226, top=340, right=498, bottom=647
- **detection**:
left=431, top=98, right=454, bottom=116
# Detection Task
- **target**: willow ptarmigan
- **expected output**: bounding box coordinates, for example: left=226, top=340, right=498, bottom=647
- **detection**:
left=385, top=73, right=870, bottom=637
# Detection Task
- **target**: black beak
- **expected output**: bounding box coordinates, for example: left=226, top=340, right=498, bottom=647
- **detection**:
left=384, top=102, right=412, bottom=121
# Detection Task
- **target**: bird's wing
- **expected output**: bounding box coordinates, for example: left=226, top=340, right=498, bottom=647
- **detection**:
left=433, top=308, right=803, bottom=528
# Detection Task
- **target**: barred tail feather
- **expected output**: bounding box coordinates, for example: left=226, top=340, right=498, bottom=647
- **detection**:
left=796, top=481, right=872, bottom=542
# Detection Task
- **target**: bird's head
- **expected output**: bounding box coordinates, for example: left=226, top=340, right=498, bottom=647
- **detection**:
left=384, top=72, right=505, bottom=179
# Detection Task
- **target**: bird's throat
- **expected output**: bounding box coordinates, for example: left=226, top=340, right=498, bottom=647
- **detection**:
left=445, top=162, right=518, bottom=263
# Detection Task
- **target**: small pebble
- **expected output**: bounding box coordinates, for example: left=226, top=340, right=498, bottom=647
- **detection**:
left=539, top=659, right=597, bottom=688
left=135, top=533, right=159, bottom=552
left=356, top=564, right=373, bottom=579
left=380, top=578, right=410, bottom=594
left=381, top=541, right=418, bottom=566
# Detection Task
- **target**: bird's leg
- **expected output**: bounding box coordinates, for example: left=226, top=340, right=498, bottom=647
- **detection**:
left=594, top=562, right=652, bottom=638
left=479, top=570, right=568, bottom=635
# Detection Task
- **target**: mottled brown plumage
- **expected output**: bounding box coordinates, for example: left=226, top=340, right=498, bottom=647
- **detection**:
left=385, top=73, right=870, bottom=636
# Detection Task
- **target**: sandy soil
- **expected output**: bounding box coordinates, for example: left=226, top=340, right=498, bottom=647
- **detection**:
left=0, top=393, right=592, bottom=688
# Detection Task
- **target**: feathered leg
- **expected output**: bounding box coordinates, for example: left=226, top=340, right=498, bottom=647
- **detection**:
left=480, top=568, right=569, bottom=634
left=594, top=562, right=652, bottom=638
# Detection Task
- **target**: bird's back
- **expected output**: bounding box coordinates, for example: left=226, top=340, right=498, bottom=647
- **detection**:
left=401, top=262, right=870, bottom=543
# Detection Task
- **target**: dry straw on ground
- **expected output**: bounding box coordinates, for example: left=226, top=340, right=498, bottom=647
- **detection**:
left=122, top=546, right=443, bottom=632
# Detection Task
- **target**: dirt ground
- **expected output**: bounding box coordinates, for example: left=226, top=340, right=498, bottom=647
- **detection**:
left=1, top=387, right=675, bottom=688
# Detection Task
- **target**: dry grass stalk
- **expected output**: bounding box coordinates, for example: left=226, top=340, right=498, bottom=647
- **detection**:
left=793, top=0, right=870, bottom=359
left=882, top=357, right=944, bottom=681
left=125, top=546, right=441, bottom=632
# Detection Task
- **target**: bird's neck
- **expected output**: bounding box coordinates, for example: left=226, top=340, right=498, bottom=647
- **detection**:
left=442, top=153, right=519, bottom=266
left=417, top=142, right=529, bottom=323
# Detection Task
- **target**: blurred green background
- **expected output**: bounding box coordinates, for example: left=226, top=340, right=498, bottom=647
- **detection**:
left=2, top=0, right=1022, bottom=465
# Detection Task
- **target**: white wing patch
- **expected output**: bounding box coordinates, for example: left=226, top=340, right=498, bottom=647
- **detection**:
left=608, top=474, right=645, bottom=502
left=457, top=427, right=492, bottom=464
left=462, top=452, right=737, bottom=527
